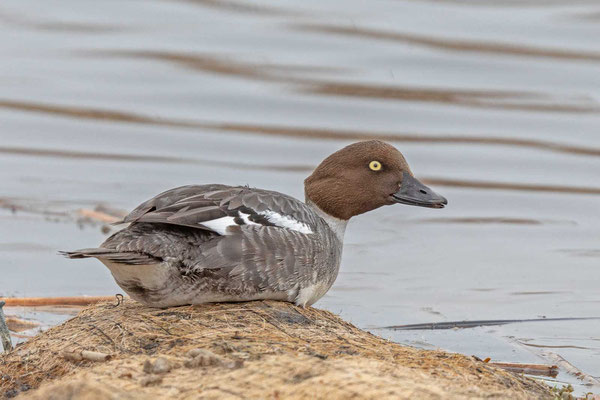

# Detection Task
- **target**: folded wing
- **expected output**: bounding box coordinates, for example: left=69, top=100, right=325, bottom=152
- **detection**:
left=116, top=184, right=318, bottom=236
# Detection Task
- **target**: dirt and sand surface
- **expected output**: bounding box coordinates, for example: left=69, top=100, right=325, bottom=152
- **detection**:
left=0, top=300, right=556, bottom=399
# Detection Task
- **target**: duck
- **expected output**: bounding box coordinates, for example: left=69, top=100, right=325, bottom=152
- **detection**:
left=63, top=140, right=447, bottom=308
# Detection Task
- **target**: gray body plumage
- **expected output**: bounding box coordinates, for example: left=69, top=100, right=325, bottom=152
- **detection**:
left=65, top=185, right=345, bottom=307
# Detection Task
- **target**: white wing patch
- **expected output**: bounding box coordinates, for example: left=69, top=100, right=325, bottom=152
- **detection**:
left=239, top=212, right=260, bottom=226
left=201, top=211, right=312, bottom=235
left=201, top=216, right=236, bottom=235
left=259, top=210, right=313, bottom=234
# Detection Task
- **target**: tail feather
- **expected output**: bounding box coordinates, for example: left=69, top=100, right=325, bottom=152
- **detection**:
left=59, top=248, right=107, bottom=259
left=59, top=248, right=160, bottom=265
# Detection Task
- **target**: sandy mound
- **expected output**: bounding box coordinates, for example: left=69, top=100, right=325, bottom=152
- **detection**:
left=0, top=300, right=552, bottom=399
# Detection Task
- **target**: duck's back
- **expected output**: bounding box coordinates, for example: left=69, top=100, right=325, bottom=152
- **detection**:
left=64, top=185, right=342, bottom=307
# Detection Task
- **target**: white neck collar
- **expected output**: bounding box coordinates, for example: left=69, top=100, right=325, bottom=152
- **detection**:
left=306, top=200, right=348, bottom=242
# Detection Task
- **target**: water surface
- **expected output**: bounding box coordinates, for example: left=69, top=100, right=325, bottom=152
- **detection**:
left=1, top=0, right=599, bottom=394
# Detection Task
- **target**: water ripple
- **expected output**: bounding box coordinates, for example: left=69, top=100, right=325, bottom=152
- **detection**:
left=1, top=145, right=599, bottom=196
left=296, top=23, right=600, bottom=62
left=2, top=99, right=599, bottom=157
left=83, top=50, right=600, bottom=113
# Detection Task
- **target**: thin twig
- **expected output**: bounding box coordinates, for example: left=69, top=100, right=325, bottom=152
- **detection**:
left=62, top=350, right=112, bottom=362
left=77, top=208, right=121, bottom=223
left=489, top=362, right=558, bottom=377
left=379, top=317, right=600, bottom=330
left=88, top=324, right=115, bottom=346
left=5, top=316, right=39, bottom=332
left=247, top=309, right=301, bottom=340
left=1, top=296, right=117, bottom=307
left=108, top=294, right=124, bottom=308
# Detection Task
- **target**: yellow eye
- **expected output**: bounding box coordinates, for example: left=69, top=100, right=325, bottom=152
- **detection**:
left=369, top=161, right=382, bottom=171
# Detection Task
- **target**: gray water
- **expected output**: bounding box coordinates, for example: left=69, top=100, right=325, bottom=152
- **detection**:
left=1, top=0, right=599, bottom=394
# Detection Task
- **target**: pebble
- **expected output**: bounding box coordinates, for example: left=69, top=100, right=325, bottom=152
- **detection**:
left=183, top=349, right=244, bottom=369
left=184, top=349, right=222, bottom=368
left=153, top=357, right=171, bottom=374
left=143, top=357, right=172, bottom=374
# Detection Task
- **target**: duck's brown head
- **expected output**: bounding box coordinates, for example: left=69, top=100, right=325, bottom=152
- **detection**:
left=304, top=140, right=447, bottom=220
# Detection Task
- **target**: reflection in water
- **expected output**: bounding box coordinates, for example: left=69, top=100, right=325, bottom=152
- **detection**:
left=297, top=24, right=600, bottom=62
left=578, top=11, right=600, bottom=20
left=167, top=0, right=293, bottom=16
left=416, top=0, right=600, bottom=7
left=88, top=51, right=276, bottom=80
left=423, top=177, right=600, bottom=195
left=305, top=82, right=600, bottom=113
left=3, top=145, right=600, bottom=196
left=0, top=100, right=188, bottom=127
left=510, top=291, right=567, bottom=295
left=86, top=50, right=346, bottom=80
left=0, top=10, right=124, bottom=33
left=416, top=217, right=577, bottom=225
left=557, top=249, right=600, bottom=258
left=85, top=50, right=600, bottom=113
left=2, top=99, right=600, bottom=157
left=0, top=146, right=311, bottom=171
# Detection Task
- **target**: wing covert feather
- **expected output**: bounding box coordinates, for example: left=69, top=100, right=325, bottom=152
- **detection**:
left=118, top=184, right=320, bottom=236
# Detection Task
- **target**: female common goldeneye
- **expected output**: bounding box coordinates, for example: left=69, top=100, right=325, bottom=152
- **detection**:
left=63, top=140, right=447, bottom=307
